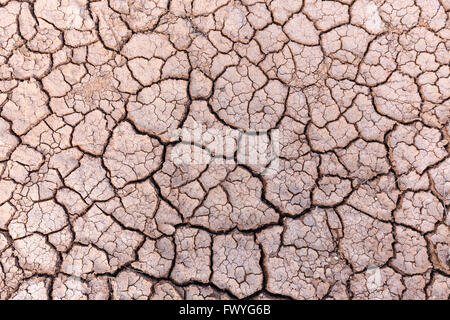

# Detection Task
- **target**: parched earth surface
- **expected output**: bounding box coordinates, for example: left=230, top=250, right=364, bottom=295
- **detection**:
left=0, top=0, right=449, bottom=300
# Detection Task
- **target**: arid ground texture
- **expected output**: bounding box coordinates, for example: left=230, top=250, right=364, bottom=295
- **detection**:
left=0, top=0, right=449, bottom=300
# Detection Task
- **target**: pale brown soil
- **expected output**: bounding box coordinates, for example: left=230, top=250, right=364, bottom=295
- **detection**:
left=0, top=0, right=448, bottom=300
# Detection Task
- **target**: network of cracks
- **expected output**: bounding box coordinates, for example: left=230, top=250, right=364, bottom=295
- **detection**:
left=0, top=0, right=448, bottom=300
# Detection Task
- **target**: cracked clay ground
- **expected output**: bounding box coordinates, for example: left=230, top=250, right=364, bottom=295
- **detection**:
left=0, top=0, right=449, bottom=301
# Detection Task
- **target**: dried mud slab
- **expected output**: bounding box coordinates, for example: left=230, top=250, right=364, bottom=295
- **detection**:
left=0, top=0, right=448, bottom=300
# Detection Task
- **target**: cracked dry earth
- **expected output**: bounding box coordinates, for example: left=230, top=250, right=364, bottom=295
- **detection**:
left=0, top=0, right=449, bottom=301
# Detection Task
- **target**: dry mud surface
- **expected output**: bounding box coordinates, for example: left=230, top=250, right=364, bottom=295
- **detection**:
left=0, top=0, right=449, bottom=300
